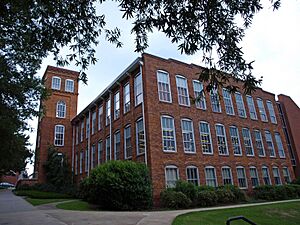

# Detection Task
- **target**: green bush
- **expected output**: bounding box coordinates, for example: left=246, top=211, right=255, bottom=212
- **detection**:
left=79, top=160, right=152, bottom=210
left=14, top=190, right=71, bottom=199
left=221, top=185, right=246, bottom=202
left=160, top=189, right=191, bottom=209
left=174, top=180, right=197, bottom=201
left=253, top=184, right=300, bottom=201
left=215, top=187, right=235, bottom=204
left=195, top=189, right=218, bottom=206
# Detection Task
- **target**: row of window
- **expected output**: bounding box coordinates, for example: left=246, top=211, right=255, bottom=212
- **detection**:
left=74, top=118, right=145, bottom=174
left=157, top=71, right=277, bottom=123
left=160, top=116, right=286, bottom=158
left=165, top=165, right=291, bottom=189
left=52, top=76, right=74, bottom=92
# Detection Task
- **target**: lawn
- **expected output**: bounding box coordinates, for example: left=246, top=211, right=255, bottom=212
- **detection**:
left=26, top=198, right=70, bottom=206
left=56, top=200, right=94, bottom=211
left=173, top=201, right=300, bottom=225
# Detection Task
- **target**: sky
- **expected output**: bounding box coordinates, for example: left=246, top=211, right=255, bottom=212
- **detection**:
left=27, top=0, right=300, bottom=174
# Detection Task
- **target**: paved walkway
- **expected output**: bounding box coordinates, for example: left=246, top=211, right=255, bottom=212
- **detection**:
left=1, top=189, right=300, bottom=225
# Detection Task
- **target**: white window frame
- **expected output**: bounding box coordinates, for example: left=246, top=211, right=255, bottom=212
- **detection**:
left=56, top=101, right=66, bottom=118
left=54, top=125, right=65, bottom=146
left=51, top=76, right=61, bottom=90
left=242, top=128, right=254, bottom=156
left=91, top=144, right=96, bottom=169
left=80, top=121, right=84, bottom=142
left=229, top=126, right=242, bottom=156
left=85, top=148, right=89, bottom=172
left=136, top=118, right=145, bottom=155
left=236, top=166, right=248, bottom=189
left=223, top=89, right=235, bottom=115
left=98, top=105, right=103, bottom=130
left=161, top=115, right=177, bottom=152
left=106, top=136, right=111, bottom=161
left=157, top=70, right=172, bottom=103
left=266, top=100, right=277, bottom=124
left=257, top=98, right=268, bottom=122
left=75, top=153, right=78, bottom=175
left=282, top=167, right=291, bottom=183
left=79, top=151, right=83, bottom=174
left=106, top=99, right=111, bottom=126
left=221, top=166, right=233, bottom=185
left=65, top=79, right=74, bottom=92
left=199, top=121, right=213, bottom=155
left=186, top=166, right=200, bottom=186
left=273, top=166, right=282, bottom=185
left=114, top=92, right=120, bottom=120
left=165, top=165, right=179, bottom=188
left=114, top=130, right=121, bottom=160
left=275, top=132, right=286, bottom=158
left=124, top=125, right=132, bottom=159
left=262, top=166, right=272, bottom=185
left=91, top=111, right=96, bottom=135
left=134, top=72, right=143, bottom=106
left=246, top=95, right=258, bottom=120
left=249, top=166, right=260, bottom=188
left=215, top=123, right=229, bottom=155
left=86, top=115, right=90, bottom=139
left=254, top=130, right=266, bottom=157
left=265, top=131, right=276, bottom=157
left=205, top=166, right=218, bottom=187
left=181, top=118, right=196, bottom=153
left=75, top=125, right=79, bottom=145
left=210, top=88, right=221, bottom=113
left=124, top=83, right=131, bottom=113
left=193, top=80, right=206, bottom=110
left=176, top=75, right=190, bottom=106
left=235, top=92, right=246, bottom=118
left=98, top=140, right=103, bottom=164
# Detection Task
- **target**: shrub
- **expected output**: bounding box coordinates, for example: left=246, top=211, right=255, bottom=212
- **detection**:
left=215, top=187, right=235, bottom=204
left=195, top=189, right=218, bottom=207
left=14, top=190, right=71, bottom=199
left=174, top=180, right=197, bottom=201
left=160, top=189, right=191, bottom=209
left=292, top=177, right=300, bottom=185
left=79, top=160, right=152, bottom=210
left=222, top=185, right=246, bottom=202
left=253, top=184, right=300, bottom=201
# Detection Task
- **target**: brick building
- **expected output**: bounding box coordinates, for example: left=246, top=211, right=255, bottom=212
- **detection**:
left=35, top=53, right=297, bottom=204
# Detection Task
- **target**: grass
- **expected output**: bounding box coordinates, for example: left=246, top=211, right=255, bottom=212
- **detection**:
left=14, top=190, right=71, bottom=199
left=26, top=198, right=70, bottom=206
left=56, top=200, right=94, bottom=211
left=172, top=201, right=300, bottom=225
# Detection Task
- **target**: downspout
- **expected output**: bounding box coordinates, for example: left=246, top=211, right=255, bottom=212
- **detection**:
left=139, top=60, right=147, bottom=165
left=71, top=123, right=75, bottom=179
left=109, top=92, right=112, bottom=160
left=87, top=110, right=91, bottom=176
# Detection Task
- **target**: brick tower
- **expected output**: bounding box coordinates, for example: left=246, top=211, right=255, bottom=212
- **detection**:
left=34, top=66, right=79, bottom=183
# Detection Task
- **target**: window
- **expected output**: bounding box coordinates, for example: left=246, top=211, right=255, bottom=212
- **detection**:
left=98, top=105, right=103, bottom=130
left=52, top=76, right=61, bottom=90
left=186, top=166, right=199, bottom=186
left=257, top=98, right=268, bottom=122
left=75, top=153, right=78, bottom=175
left=283, top=167, right=291, bottom=183
left=246, top=96, right=258, bottom=120
left=86, top=115, right=90, bottom=139
left=114, top=92, right=120, bottom=120
left=250, top=167, right=259, bottom=187
left=80, top=121, right=84, bottom=142
left=181, top=119, right=196, bottom=153
left=229, top=126, right=242, bottom=155
left=254, top=130, right=265, bottom=157
left=165, top=165, right=179, bottom=188
left=56, top=101, right=66, bottom=118
left=275, top=133, right=285, bottom=158
left=265, top=131, right=276, bottom=157
left=266, top=100, right=277, bottom=124
left=223, top=89, right=234, bottom=115
left=91, top=145, right=96, bottom=169
left=85, top=149, right=89, bottom=172
left=98, top=141, right=103, bottom=164
left=106, top=136, right=111, bottom=161
left=205, top=166, right=217, bottom=187
left=124, top=125, right=132, bottom=159
left=176, top=76, right=190, bottom=106
left=91, top=111, right=96, bottom=135
left=114, top=131, right=121, bottom=160
left=161, top=116, right=176, bottom=152
left=242, top=128, right=254, bottom=156
left=210, top=88, right=221, bottom=112
left=106, top=99, right=111, bottom=126
left=124, top=83, right=130, bottom=113
left=136, top=118, right=145, bottom=155
left=262, top=166, right=271, bottom=185
left=134, top=73, right=143, bottom=106
left=65, top=79, right=74, bottom=92
left=235, top=92, right=246, bottom=118
left=193, top=80, right=206, bottom=110
left=54, top=125, right=64, bottom=146
left=75, top=125, right=79, bottom=145
left=157, top=71, right=172, bottom=102
left=215, top=124, right=228, bottom=155
left=236, top=166, right=247, bottom=188
left=273, top=167, right=282, bottom=185
left=199, top=121, right=213, bottom=154
left=79, top=151, right=83, bottom=174
left=222, top=166, right=233, bottom=185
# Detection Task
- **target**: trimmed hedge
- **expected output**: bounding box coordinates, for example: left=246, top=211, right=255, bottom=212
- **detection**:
left=14, top=190, right=72, bottom=199
left=160, top=189, right=191, bottom=209
left=253, top=184, right=300, bottom=201
left=79, top=160, right=152, bottom=210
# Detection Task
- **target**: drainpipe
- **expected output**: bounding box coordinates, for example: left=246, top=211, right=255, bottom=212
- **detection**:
left=87, top=110, right=91, bottom=176
left=71, top=123, right=75, bottom=178
left=139, top=61, right=147, bottom=166
left=109, top=91, right=112, bottom=161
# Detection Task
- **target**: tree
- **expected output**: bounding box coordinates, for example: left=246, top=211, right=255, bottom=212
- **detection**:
left=0, top=0, right=280, bottom=171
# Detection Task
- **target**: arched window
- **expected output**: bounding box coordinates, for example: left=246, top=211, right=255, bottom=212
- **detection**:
left=56, top=101, right=66, bottom=118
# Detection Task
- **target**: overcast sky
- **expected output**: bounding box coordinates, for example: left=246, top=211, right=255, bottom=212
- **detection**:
left=27, top=0, right=300, bottom=173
